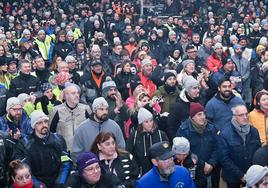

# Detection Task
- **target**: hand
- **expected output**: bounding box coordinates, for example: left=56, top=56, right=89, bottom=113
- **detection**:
left=204, top=162, right=213, bottom=175
left=114, top=92, right=123, bottom=109
left=126, top=83, right=130, bottom=88
left=8, top=128, right=21, bottom=140
left=241, top=175, right=246, bottom=183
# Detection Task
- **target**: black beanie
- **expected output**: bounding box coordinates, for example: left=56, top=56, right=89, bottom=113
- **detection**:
left=164, top=72, right=176, bottom=83
left=130, top=81, right=143, bottom=93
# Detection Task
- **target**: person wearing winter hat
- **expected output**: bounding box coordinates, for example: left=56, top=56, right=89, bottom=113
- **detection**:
left=66, top=151, right=123, bottom=187
left=102, top=77, right=130, bottom=139
left=167, top=75, right=201, bottom=142
left=172, top=137, right=207, bottom=188
left=153, top=71, right=179, bottom=113
left=246, top=165, right=268, bottom=188
left=126, top=107, right=169, bottom=175
left=71, top=97, right=125, bottom=161
left=206, top=42, right=223, bottom=72
left=176, top=59, right=197, bottom=88
left=23, top=110, right=71, bottom=188
left=17, top=93, right=35, bottom=116
left=0, top=97, right=32, bottom=139
left=136, top=141, right=195, bottom=188
left=135, top=57, right=156, bottom=96
left=176, top=102, right=218, bottom=187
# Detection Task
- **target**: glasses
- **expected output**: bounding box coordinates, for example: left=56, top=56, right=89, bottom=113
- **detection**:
left=234, top=113, right=248, bottom=117
left=11, top=108, right=22, bottom=112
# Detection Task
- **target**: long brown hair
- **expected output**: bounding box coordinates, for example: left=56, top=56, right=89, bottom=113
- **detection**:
left=91, top=132, right=127, bottom=156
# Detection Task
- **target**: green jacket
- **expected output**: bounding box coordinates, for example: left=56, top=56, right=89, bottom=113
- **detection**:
left=153, top=85, right=180, bottom=113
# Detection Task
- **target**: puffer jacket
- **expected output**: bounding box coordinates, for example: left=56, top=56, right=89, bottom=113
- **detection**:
left=99, top=152, right=139, bottom=188
left=126, top=129, right=168, bottom=175
left=249, top=109, right=268, bottom=145
left=49, top=102, right=92, bottom=151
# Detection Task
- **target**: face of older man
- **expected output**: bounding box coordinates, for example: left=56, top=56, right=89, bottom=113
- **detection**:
left=233, top=105, right=249, bottom=126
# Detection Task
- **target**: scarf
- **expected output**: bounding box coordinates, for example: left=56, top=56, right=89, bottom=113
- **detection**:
left=231, top=118, right=250, bottom=143
left=190, top=119, right=207, bottom=134
left=164, top=84, right=176, bottom=94
left=13, top=179, right=33, bottom=188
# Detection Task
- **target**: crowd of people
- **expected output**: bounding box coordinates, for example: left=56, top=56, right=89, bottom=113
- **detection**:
left=1, top=0, right=268, bottom=188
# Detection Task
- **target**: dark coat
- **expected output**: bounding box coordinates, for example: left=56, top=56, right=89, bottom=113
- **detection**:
left=8, top=73, right=40, bottom=98
left=176, top=119, right=218, bottom=167
left=99, top=152, right=139, bottom=188
left=217, top=124, right=261, bottom=183
left=175, top=153, right=207, bottom=188
left=126, top=129, right=168, bottom=175
left=253, top=144, right=268, bottom=167
left=167, top=89, right=201, bottom=141
left=114, top=71, right=134, bottom=101
left=66, top=170, right=122, bottom=188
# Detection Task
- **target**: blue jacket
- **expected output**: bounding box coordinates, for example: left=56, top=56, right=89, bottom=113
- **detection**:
left=212, top=68, right=242, bottom=93
left=176, top=119, right=218, bottom=167
left=0, top=111, right=32, bottom=138
left=205, top=93, right=244, bottom=131
left=136, top=166, right=196, bottom=188
left=217, top=124, right=261, bottom=183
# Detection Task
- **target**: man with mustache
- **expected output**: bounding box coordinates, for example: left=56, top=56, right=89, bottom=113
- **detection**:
left=136, top=141, right=195, bottom=188
left=205, top=78, right=244, bottom=132
left=23, top=111, right=71, bottom=188
left=0, top=97, right=32, bottom=139
left=71, top=97, right=125, bottom=162
left=102, top=78, right=129, bottom=139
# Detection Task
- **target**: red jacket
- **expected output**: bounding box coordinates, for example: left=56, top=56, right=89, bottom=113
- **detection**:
left=206, top=54, right=223, bottom=72
left=138, top=72, right=156, bottom=97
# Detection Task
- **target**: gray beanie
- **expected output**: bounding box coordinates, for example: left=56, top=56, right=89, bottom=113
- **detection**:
left=182, top=59, right=195, bottom=69
left=214, top=42, right=223, bottom=50
left=30, top=110, right=49, bottom=129
left=102, top=77, right=117, bottom=97
left=92, top=97, right=109, bottom=112
left=183, top=76, right=200, bottom=92
left=172, top=137, right=190, bottom=154
left=6, top=97, right=21, bottom=111
left=138, top=108, right=153, bottom=124
left=246, top=165, right=268, bottom=187
left=141, top=59, right=152, bottom=67
left=17, top=93, right=30, bottom=104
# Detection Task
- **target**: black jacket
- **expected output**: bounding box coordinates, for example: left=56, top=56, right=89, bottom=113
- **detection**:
left=99, top=152, right=139, bottom=188
left=167, top=90, right=201, bottom=142
left=253, top=144, right=268, bottom=167
left=126, top=129, right=168, bottom=175
left=175, top=153, right=207, bottom=188
left=114, top=72, right=134, bottom=101
left=8, top=72, right=40, bottom=97
left=67, top=170, right=123, bottom=188
left=52, top=41, right=73, bottom=60
left=0, top=131, right=27, bottom=187
left=22, top=132, right=71, bottom=187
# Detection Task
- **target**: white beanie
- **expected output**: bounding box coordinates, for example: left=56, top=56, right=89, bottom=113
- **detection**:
left=92, top=97, right=109, bottom=112
left=172, top=137, right=190, bottom=154
left=246, top=165, right=268, bottom=187
left=141, top=58, right=152, bottom=67
left=17, top=93, right=30, bottom=104
left=30, top=111, right=49, bottom=129
left=6, top=97, right=21, bottom=111
left=214, top=42, right=223, bottom=49
left=138, top=108, right=153, bottom=124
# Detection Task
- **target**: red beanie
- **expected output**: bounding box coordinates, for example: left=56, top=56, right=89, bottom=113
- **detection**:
left=189, top=102, right=204, bottom=118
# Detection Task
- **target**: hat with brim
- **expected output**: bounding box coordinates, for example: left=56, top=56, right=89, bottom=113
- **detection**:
left=150, top=141, right=176, bottom=160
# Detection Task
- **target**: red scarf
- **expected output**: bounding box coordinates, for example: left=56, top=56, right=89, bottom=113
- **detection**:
left=13, top=179, right=33, bottom=188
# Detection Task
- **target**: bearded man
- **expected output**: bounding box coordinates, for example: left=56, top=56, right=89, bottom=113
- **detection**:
left=0, top=97, right=32, bottom=139
left=71, top=97, right=125, bottom=161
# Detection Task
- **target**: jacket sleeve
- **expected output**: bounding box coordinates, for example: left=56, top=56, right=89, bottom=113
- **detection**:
left=49, top=110, right=59, bottom=133
left=208, top=129, right=218, bottom=167
left=167, top=103, right=182, bottom=142
left=71, top=129, right=85, bottom=162
left=204, top=101, right=214, bottom=123
left=194, top=158, right=207, bottom=188
left=115, top=122, right=126, bottom=149
left=55, top=134, right=72, bottom=185
left=217, top=134, right=244, bottom=179
left=122, top=153, right=140, bottom=187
